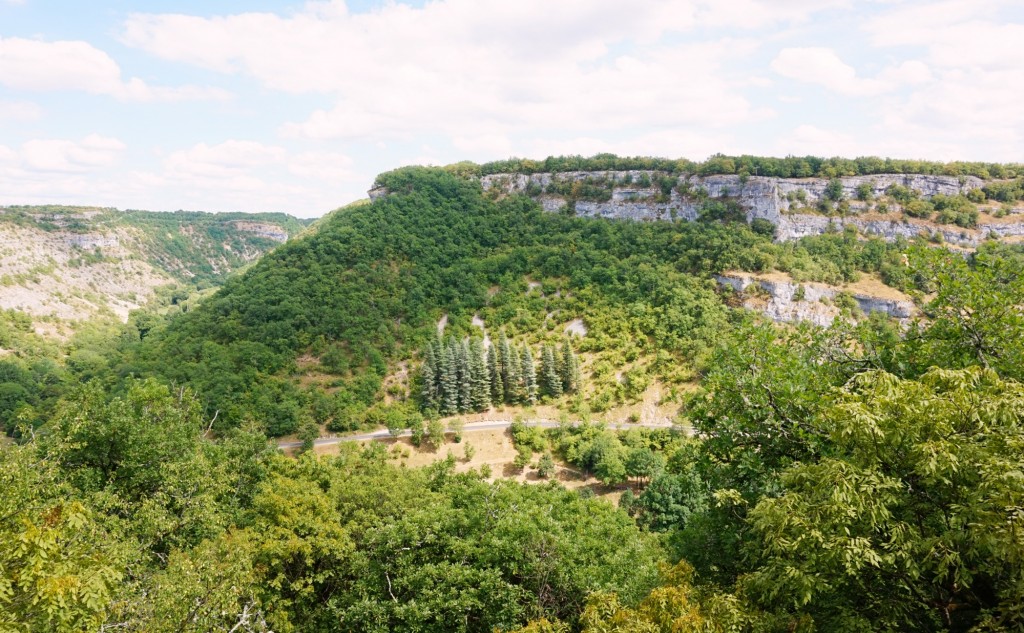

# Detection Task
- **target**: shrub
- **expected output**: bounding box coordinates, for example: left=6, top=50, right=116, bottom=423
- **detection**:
left=824, top=179, right=844, bottom=201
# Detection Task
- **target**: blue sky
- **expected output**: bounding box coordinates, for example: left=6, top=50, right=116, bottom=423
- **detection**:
left=1, top=0, right=1021, bottom=217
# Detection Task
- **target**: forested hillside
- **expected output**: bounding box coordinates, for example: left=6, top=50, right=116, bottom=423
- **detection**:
left=123, top=166, right=928, bottom=437
left=2, top=159, right=1023, bottom=632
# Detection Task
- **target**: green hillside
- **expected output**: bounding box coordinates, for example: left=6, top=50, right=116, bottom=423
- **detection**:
left=3, top=160, right=1024, bottom=631
left=126, top=166, right=922, bottom=436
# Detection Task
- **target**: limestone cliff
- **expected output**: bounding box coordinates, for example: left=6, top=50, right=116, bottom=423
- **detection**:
left=715, top=272, right=916, bottom=327
left=0, top=206, right=305, bottom=336
left=474, top=170, right=1024, bottom=245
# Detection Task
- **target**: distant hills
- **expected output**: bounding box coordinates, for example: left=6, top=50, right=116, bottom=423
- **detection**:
left=0, top=205, right=309, bottom=337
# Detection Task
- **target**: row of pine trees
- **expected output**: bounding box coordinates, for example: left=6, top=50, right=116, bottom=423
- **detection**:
left=420, top=333, right=580, bottom=415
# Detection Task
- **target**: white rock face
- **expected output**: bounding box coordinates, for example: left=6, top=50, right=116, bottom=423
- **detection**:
left=472, top=170, right=1021, bottom=244
left=715, top=273, right=915, bottom=327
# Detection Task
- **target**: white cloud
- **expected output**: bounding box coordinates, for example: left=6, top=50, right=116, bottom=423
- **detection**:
left=0, top=37, right=230, bottom=101
left=857, top=1, right=1024, bottom=160
left=0, top=138, right=362, bottom=216
left=0, top=99, right=41, bottom=121
left=122, top=1, right=834, bottom=144
left=164, top=140, right=287, bottom=181
left=15, top=134, right=126, bottom=173
left=160, top=140, right=358, bottom=184
left=770, top=47, right=892, bottom=96
left=865, top=0, right=1022, bottom=69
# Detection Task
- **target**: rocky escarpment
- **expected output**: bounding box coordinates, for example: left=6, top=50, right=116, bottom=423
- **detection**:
left=473, top=171, right=1024, bottom=245
left=0, top=206, right=303, bottom=336
left=230, top=221, right=290, bottom=242
left=715, top=272, right=916, bottom=327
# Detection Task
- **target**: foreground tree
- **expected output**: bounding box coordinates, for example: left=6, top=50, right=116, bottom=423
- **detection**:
left=744, top=367, right=1024, bottom=631
left=908, top=246, right=1024, bottom=381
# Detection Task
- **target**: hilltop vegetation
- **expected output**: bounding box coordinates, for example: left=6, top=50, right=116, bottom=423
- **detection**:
left=452, top=152, right=1024, bottom=182
left=2, top=158, right=1024, bottom=631
left=122, top=166, right=932, bottom=436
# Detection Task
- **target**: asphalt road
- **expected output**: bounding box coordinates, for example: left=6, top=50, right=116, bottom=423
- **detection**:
left=278, top=418, right=685, bottom=449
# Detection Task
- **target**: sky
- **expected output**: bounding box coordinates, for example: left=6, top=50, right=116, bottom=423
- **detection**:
left=0, top=1, right=1021, bottom=218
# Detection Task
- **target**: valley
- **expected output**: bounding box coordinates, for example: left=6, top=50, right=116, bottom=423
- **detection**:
left=2, top=155, right=1023, bottom=632
left=0, top=205, right=307, bottom=337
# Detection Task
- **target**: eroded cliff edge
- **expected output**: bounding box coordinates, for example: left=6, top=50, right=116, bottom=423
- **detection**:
left=473, top=171, right=1024, bottom=246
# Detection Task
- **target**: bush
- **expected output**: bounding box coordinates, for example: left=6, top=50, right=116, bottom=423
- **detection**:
left=410, top=418, right=425, bottom=447
left=902, top=199, right=934, bottom=219
left=750, top=218, right=776, bottom=236
left=824, top=179, right=844, bottom=201
left=426, top=418, right=445, bottom=447
left=887, top=184, right=917, bottom=204
left=450, top=417, right=465, bottom=442
left=537, top=452, right=555, bottom=478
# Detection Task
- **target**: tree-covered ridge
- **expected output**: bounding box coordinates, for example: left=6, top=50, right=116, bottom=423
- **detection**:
left=125, top=166, right=930, bottom=436
left=383, top=153, right=1024, bottom=183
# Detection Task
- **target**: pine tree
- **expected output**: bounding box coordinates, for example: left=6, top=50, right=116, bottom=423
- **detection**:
left=439, top=338, right=458, bottom=415
left=487, top=342, right=501, bottom=403
left=521, top=346, right=537, bottom=405
left=561, top=339, right=579, bottom=393
left=421, top=342, right=439, bottom=409
left=506, top=343, right=522, bottom=404
left=455, top=339, right=472, bottom=413
left=469, top=338, right=491, bottom=411
left=541, top=344, right=562, bottom=398
left=499, top=333, right=516, bottom=403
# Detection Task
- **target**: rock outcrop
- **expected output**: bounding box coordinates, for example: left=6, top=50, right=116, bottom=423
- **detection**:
left=471, top=170, right=1024, bottom=245
left=231, top=221, right=289, bottom=242
left=715, top=272, right=916, bottom=327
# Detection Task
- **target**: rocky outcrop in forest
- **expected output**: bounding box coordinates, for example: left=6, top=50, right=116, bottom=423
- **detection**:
left=715, top=272, right=916, bottom=327
left=476, top=171, right=1024, bottom=246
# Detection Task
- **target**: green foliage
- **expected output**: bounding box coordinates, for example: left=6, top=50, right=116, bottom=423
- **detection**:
left=0, top=443, right=128, bottom=632
left=537, top=452, right=555, bottom=478
left=296, top=416, right=319, bottom=453
left=14, top=161, right=1024, bottom=632
left=823, top=178, right=844, bottom=201
left=931, top=193, right=979, bottom=227
left=981, top=177, right=1024, bottom=202
left=426, top=417, right=446, bottom=448
left=745, top=368, right=1024, bottom=631
left=128, top=166, right=816, bottom=435
left=467, top=154, right=1021, bottom=181
left=901, top=246, right=1024, bottom=381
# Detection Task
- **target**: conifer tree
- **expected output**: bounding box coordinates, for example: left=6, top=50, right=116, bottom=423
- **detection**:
left=541, top=344, right=562, bottom=398
left=506, top=343, right=522, bottom=403
left=439, top=338, right=458, bottom=415
left=421, top=342, right=439, bottom=409
left=521, top=346, right=538, bottom=405
left=487, top=342, right=501, bottom=403
left=499, top=334, right=516, bottom=403
left=561, top=339, right=580, bottom=393
left=455, top=339, right=472, bottom=413
left=469, top=338, right=491, bottom=411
